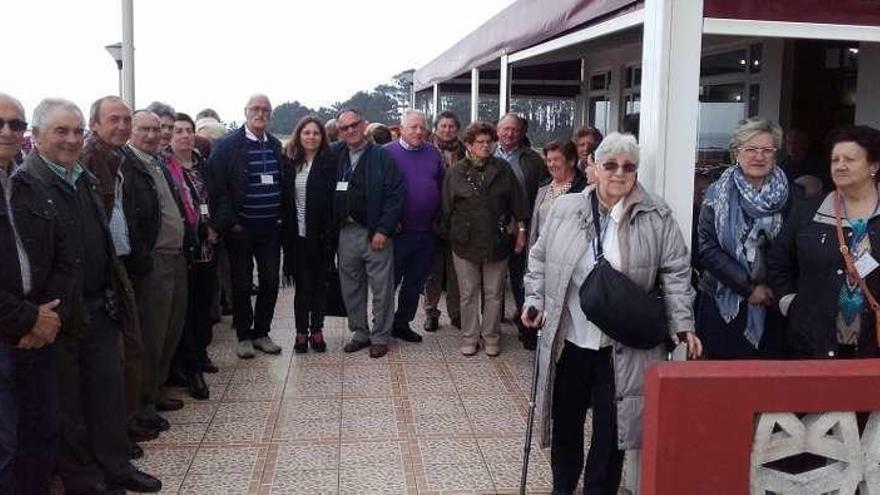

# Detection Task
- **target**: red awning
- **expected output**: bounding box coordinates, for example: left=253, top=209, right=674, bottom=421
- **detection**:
left=413, top=0, right=637, bottom=91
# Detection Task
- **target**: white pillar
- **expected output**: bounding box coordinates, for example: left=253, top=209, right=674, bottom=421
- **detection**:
left=499, top=54, right=510, bottom=117
left=121, top=0, right=135, bottom=108
left=856, top=43, right=880, bottom=128
left=470, top=68, right=480, bottom=123
left=637, top=0, right=704, bottom=249
left=432, top=83, right=440, bottom=122
left=575, top=57, right=589, bottom=126
left=758, top=39, right=784, bottom=121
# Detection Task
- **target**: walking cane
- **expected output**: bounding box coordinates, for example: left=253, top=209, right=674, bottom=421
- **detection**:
left=519, top=306, right=541, bottom=495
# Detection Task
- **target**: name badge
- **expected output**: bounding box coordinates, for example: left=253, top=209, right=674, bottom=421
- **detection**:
left=199, top=204, right=209, bottom=215
left=855, top=252, right=879, bottom=279
left=260, top=174, right=274, bottom=185
left=336, top=181, right=349, bottom=192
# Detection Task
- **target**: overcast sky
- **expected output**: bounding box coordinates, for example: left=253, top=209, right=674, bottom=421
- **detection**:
left=3, top=0, right=513, bottom=124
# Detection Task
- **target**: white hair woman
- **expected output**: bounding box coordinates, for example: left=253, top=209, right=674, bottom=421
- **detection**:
left=522, top=132, right=701, bottom=493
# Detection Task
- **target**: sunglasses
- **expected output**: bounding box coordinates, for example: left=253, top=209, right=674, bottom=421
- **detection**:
left=601, top=161, right=638, bottom=174
left=337, top=120, right=363, bottom=133
left=0, top=118, right=27, bottom=133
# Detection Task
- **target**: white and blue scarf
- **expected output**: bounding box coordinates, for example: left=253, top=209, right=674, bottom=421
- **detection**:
left=703, top=165, right=789, bottom=347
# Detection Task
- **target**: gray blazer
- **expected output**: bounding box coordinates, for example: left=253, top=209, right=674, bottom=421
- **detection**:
left=524, top=183, right=695, bottom=450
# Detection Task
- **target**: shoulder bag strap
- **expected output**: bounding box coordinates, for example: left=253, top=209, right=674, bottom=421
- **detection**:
left=590, top=191, right=604, bottom=260
left=833, top=190, right=880, bottom=348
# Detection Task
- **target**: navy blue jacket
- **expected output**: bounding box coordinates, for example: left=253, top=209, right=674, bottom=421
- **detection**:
left=332, top=141, right=405, bottom=238
left=208, top=126, right=287, bottom=232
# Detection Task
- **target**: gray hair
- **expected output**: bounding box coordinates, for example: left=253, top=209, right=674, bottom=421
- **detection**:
left=400, top=109, right=426, bottom=126
left=730, top=118, right=783, bottom=158
left=146, top=101, right=176, bottom=120
left=89, top=95, right=129, bottom=126
left=0, top=93, right=26, bottom=119
left=32, top=98, right=84, bottom=132
left=594, top=132, right=640, bottom=165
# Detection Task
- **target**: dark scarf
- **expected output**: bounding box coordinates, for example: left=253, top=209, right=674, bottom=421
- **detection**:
left=433, top=137, right=466, bottom=166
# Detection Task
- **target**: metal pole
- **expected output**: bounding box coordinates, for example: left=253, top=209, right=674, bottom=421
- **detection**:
left=116, top=66, right=123, bottom=98
left=121, top=0, right=135, bottom=108
left=499, top=53, right=510, bottom=117
left=470, top=68, right=480, bottom=123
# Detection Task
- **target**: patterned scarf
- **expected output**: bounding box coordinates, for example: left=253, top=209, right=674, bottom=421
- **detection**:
left=166, top=155, right=198, bottom=225
left=703, top=164, right=789, bottom=347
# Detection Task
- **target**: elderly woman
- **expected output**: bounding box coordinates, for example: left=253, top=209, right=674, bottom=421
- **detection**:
left=529, top=139, right=588, bottom=250
left=572, top=125, right=603, bottom=184
left=769, top=125, right=880, bottom=359
left=443, top=121, right=528, bottom=356
left=696, top=118, right=790, bottom=359
left=522, top=132, right=701, bottom=493
left=167, top=112, right=216, bottom=400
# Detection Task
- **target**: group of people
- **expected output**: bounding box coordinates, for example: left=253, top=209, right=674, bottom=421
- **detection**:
left=3, top=84, right=880, bottom=495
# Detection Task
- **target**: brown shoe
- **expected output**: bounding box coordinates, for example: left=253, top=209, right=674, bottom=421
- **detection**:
left=343, top=339, right=370, bottom=353
left=369, top=344, right=388, bottom=358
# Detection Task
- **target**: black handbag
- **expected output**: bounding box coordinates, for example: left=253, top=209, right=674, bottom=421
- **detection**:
left=324, top=254, right=348, bottom=317
left=578, top=192, right=669, bottom=349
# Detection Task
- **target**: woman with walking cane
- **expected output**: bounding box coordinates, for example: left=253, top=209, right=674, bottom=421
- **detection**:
left=520, top=132, right=702, bottom=494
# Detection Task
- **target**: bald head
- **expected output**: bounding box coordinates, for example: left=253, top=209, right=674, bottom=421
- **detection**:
left=0, top=93, right=27, bottom=167
left=244, top=94, right=271, bottom=137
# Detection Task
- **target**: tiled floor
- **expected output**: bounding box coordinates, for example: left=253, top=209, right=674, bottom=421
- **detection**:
left=134, top=287, right=562, bottom=494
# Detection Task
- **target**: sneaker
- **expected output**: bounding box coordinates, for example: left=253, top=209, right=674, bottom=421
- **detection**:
left=253, top=336, right=282, bottom=355
left=392, top=325, right=423, bottom=343
left=461, top=343, right=478, bottom=356
left=237, top=340, right=256, bottom=359
left=294, top=334, right=309, bottom=354
left=309, top=331, right=327, bottom=353
left=485, top=342, right=501, bottom=357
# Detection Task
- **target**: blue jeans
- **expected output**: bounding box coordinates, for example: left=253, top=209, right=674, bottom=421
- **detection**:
left=0, top=340, right=58, bottom=494
left=393, top=232, right=436, bottom=328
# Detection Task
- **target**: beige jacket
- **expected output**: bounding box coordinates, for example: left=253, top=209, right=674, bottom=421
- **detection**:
left=524, top=183, right=695, bottom=450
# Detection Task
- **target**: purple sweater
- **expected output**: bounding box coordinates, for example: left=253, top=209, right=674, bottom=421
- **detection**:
left=384, top=140, right=444, bottom=233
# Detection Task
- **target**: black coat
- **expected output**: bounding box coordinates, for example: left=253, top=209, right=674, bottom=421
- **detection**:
left=120, top=146, right=161, bottom=277
left=20, top=154, right=139, bottom=340
left=0, top=166, right=73, bottom=343
left=767, top=193, right=880, bottom=358
left=208, top=126, right=288, bottom=232
left=281, top=149, right=338, bottom=277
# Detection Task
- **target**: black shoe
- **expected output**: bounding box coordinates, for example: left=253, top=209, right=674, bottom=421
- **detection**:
left=155, top=398, right=184, bottom=412
left=518, top=324, right=537, bottom=351
left=294, top=333, right=309, bottom=354
left=369, top=344, right=389, bottom=358
left=392, top=325, right=423, bottom=343
left=187, top=373, right=210, bottom=400
left=108, top=468, right=162, bottom=493
left=165, top=368, right=188, bottom=388
left=423, top=316, right=439, bottom=332
left=201, top=358, right=219, bottom=374
left=128, top=425, right=160, bottom=443
left=137, top=415, right=170, bottom=432
left=309, top=331, right=327, bottom=353
left=343, top=339, right=370, bottom=353
left=129, top=442, right=144, bottom=460
left=451, top=316, right=461, bottom=329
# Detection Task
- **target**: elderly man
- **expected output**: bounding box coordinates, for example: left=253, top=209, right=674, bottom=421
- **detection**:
left=494, top=113, right=546, bottom=350
left=383, top=110, right=443, bottom=342
left=126, top=110, right=192, bottom=429
left=423, top=111, right=466, bottom=332
left=333, top=108, right=405, bottom=358
left=210, top=94, right=285, bottom=358
left=21, top=98, right=160, bottom=494
left=0, top=93, right=70, bottom=493
left=80, top=96, right=156, bottom=444
left=145, top=101, right=176, bottom=151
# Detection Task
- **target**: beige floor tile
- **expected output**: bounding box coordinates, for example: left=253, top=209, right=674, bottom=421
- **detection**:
left=339, top=440, right=405, bottom=469
left=420, top=463, right=495, bottom=492
left=272, top=443, right=339, bottom=471
left=273, top=418, right=340, bottom=442
left=163, top=400, right=221, bottom=424
left=269, top=469, right=339, bottom=495
left=133, top=446, right=197, bottom=477
left=189, top=446, right=261, bottom=474
left=416, top=437, right=483, bottom=466
left=339, top=465, right=409, bottom=494
left=150, top=422, right=209, bottom=446
left=179, top=471, right=253, bottom=494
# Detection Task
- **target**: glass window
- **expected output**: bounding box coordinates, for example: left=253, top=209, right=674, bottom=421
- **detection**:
left=624, top=93, right=641, bottom=116
left=749, top=43, right=763, bottom=74
left=697, top=83, right=746, bottom=161
left=749, top=84, right=760, bottom=118
left=591, top=72, right=611, bottom=91
left=625, top=66, right=642, bottom=89
left=589, top=96, right=611, bottom=136
left=700, top=49, right=748, bottom=77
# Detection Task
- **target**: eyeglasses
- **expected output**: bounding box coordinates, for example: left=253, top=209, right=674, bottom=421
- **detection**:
left=247, top=106, right=271, bottom=115
left=337, top=120, right=363, bottom=133
left=0, top=118, right=27, bottom=133
left=740, top=146, right=777, bottom=158
left=601, top=161, right=638, bottom=174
